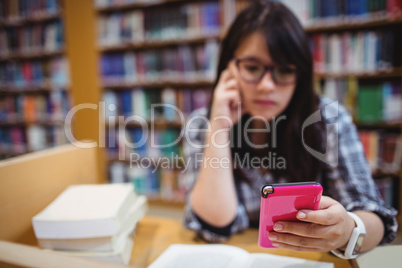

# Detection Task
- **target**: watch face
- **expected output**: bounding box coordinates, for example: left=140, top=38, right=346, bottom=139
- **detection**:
left=353, top=234, right=365, bottom=255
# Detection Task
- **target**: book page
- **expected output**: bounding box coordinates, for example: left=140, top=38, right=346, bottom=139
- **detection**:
left=248, top=253, right=334, bottom=268
left=148, top=244, right=249, bottom=268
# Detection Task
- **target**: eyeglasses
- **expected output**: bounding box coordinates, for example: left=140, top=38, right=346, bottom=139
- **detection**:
left=233, top=58, right=297, bottom=86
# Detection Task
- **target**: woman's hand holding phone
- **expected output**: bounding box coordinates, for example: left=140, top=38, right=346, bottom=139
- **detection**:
left=268, top=196, right=356, bottom=252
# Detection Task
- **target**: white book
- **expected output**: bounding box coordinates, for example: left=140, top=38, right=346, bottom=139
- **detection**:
left=110, top=162, right=127, bottom=184
left=323, top=79, right=337, bottom=101
left=124, top=52, right=137, bottom=84
left=329, top=34, right=341, bottom=74
left=148, top=244, right=334, bottom=268
left=32, top=183, right=136, bottom=239
left=103, top=91, right=118, bottom=122
left=281, top=0, right=309, bottom=26
left=204, top=40, right=219, bottom=81
left=131, top=11, right=144, bottom=44
left=27, top=125, right=47, bottom=151
left=131, top=89, right=148, bottom=120
left=37, top=195, right=147, bottom=252
left=355, top=32, right=365, bottom=73
left=161, top=88, right=177, bottom=122
left=59, top=229, right=135, bottom=265
left=366, top=31, right=377, bottom=73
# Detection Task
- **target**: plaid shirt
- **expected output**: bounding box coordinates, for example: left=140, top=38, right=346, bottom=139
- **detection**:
left=182, top=97, right=398, bottom=244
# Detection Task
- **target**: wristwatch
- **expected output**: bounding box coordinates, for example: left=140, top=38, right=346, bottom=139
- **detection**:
left=331, top=212, right=366, bottom=259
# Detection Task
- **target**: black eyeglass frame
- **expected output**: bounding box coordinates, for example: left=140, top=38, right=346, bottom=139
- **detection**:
left=233, top=58, right=297, bottom=86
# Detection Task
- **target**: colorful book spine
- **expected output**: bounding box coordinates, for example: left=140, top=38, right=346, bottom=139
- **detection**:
left=97, top=2, right=221, bottom=46
left=0, top=19, right=64, bottom=55
left=311, top=30, right=398, bottom=75
left=0, top=0, right=59, bottom=21
left=320, top=79, right=401, bottom=123
left=100, top=41, right=219, bottom=85
left=279, top=0, right=398, bottom=26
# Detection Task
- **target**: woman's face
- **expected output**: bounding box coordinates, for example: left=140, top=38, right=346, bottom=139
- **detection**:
left=232, top=32, right=296, bottom=120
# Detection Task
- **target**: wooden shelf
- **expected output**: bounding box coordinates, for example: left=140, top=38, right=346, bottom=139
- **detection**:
left=106, top=119, right=183, bottom=128
left=99, top=34, right=221, bottom=52
left=314, top=67, right=402, bottom=79
left=0, top=12, right=62, bottom=27
left=372, top=170, right=401, bottom=178
left=96, top=0, right=186, bottom=12
left=0, top=85, right=68, bottom=94
left=0, top=49, right=65, bottom=61
left=103, top=80, right=214, bottom=89
left=305, top=17, right=402, bottom=33
left=356, top=122, right=402, bottom=130
left=0, top=120, right=65, bottom=127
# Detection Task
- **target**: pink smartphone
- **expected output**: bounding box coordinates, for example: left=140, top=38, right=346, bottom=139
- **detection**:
left=258, top=182, right=323, bottom=248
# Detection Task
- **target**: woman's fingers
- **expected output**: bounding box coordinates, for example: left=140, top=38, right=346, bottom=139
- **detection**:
left=269, top=232, right=335, bottom=251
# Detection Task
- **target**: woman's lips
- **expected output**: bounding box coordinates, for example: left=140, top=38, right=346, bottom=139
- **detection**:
left=253, top=99, right=277, bottom=106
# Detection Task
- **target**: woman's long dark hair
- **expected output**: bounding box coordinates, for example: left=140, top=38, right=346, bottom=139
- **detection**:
left=209, top=0, right=325, bottom=182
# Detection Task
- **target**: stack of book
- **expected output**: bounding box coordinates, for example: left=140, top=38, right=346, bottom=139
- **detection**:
left=32, top=183, right=147, bottom=265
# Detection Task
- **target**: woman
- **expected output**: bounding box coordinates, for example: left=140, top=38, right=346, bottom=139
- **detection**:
left=182, top=0, right=397, bottom=257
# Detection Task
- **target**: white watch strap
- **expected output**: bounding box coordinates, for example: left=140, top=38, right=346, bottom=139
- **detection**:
left=331, top=212, right=366, bottom=259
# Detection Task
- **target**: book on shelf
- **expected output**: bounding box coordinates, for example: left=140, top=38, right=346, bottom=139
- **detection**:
left=107, top=127, right=183, bottom=158
left=358, top=84, right=383, bottom=123
left=320, top=79, right=402, bottom=124
left=116, top=161, right=188, bottom=202
left=0, top=19, right=64, bottom=56
left=97, top=1, right=221, bottom=46
left=311, top=30, right=399, bottom=75
left=374, top=176, right=396, bottom=207
left=0, top=0, right=59, bottom=21
left=278, top=0, right=402, bottom=27
left=32, top=183, right=148, bottom=265
left=109, top=161, right=127, bottom=183
left=100, top=41, right=219, bottom=85
left=0, top=124, right=68, bottom=154
left=148, top=244, right=334, bottom=268
left=103, top=88, right=211, bottom=122
left=0, top=57, right=70, bottom=88
left=359, top=130, right=401, bottom=174
left=381, top=133, right=402, bottom=173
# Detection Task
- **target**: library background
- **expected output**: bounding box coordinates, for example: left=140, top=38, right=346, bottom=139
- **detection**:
left=0, top=0, right=401, bottom=230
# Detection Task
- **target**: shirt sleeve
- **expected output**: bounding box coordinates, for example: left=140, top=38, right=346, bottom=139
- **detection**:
left=181, top=108, right=249, bottom=242
left=321, top=98, right=398, bottom=245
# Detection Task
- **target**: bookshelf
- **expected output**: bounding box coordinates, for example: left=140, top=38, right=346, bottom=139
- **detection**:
left=0, top=0, right=71, bottom=160
left=94, top=0, right=226, bottom=204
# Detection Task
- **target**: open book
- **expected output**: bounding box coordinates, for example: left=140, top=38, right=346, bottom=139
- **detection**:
left=148, top=244, right=334, bottom=268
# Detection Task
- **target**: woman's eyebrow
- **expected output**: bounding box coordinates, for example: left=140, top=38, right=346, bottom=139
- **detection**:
left=239, top=56, right=273, bottom=65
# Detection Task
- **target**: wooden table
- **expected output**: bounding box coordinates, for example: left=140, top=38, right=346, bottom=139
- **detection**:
left=129, top=216, right=352, bottom=268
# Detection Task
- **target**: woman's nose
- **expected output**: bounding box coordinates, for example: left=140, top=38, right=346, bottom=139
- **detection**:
left=256, top=71, right=276, bottom=92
